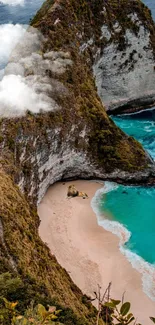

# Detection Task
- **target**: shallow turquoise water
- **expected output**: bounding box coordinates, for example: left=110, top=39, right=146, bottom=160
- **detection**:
left=98, top=0, right=155, bottom=293
left=97, top=105, right=155, bottom=298
left=107, top=107, right=155, bottom=265
left=99, top=184, right=155, bottom=265
left=98, top=101, right=155, bottom=299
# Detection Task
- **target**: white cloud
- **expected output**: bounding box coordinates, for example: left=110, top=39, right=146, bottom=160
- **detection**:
left=0, top=74, right=58, bottom=117
left=0, top=27, right=72, bottom=117
left=0, top=24, right=26, bottom=66
left=0, top=69, right=4, bottom=80
left=0, top=0, right=24, bottom=6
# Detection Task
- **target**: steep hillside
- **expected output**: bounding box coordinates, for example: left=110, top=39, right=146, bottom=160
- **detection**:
left=0, top=170, right=99, bottom=325
left=0, top=0, right=155, bottom=324
left=32, top=0, right=155, bottom=114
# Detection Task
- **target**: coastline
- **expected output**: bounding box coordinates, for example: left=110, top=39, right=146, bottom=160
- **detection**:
left=38, top=180, right=155, bottom=324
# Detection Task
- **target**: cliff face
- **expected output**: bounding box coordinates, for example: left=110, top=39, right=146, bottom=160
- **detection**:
left=31, top=0, right=155, bottom=115
left=91, top=1, right=155, bottom=113
left=0, top=0, right=154, bottom=206
left=1, top=0, right=154, bottom=204
left=0, top=0, right=155, bottom=323
left=94, top=18, right=155, bottom=113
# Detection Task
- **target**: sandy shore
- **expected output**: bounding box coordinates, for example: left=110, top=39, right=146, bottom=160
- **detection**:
left=38, top=180, right=155, bottom=324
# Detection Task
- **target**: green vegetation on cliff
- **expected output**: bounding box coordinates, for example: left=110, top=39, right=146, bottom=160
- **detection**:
left=0, top=171, right=97, bottom=325
left=0, top=0, right=155, bottom=324
left=2, top=285, right=155, bottom=325
left=31, top=0, right=153, bottom=173
left=31, top=0, right=155, bottom=53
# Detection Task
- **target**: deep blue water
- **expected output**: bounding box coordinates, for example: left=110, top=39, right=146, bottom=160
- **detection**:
left=0, top=0, right=44, bottom=24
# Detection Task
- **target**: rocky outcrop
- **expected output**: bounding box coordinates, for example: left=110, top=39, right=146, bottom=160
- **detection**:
left=0, top=0, right=154, bottom=207
left=1, top=106, right=154, bottom=207
left=67, top=185, right=88, bottom=198
left=93, top=20, right=155, bottom=114
left=67, top=185, right=79, bottom=197
left=93, top=12, right=155, bottom=114
left=0, top=1, right=155, bottom=323
left=51, top=0, right=155, bottom=114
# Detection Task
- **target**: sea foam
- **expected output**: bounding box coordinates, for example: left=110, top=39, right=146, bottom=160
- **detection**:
left=91, top=182, right=155, bottom=301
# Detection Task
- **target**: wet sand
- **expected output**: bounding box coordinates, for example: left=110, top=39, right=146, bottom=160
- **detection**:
left=38, top=180, right=155, bottom=324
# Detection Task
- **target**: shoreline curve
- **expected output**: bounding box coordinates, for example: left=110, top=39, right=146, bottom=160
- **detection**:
left=38, top=180, right=155, bottom=325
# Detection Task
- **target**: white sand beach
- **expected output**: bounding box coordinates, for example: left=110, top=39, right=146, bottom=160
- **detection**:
left=38, top=180, right=155, bottom=325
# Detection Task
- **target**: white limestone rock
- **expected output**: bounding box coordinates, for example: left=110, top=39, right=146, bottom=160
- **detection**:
left=93, top=20, right=155, bottom=112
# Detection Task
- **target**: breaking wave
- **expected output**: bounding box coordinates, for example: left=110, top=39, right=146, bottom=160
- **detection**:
left=91, top=182, right=155, bottom=301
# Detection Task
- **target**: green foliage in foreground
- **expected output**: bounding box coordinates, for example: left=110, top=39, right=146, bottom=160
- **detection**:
left=1, top=290, right=155, bottom=325
left=0, top=272, right=95, bottom=325
left=2, top=297, right=155, bottom=325
left=104, top=299, right=138, bottom=325
left=2, top=299, right=63, bottom=325
left=102, top=298, right=155, bottom=325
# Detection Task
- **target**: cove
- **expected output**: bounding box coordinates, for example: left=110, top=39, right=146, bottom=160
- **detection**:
left=95, top=0, right=155, bottom=301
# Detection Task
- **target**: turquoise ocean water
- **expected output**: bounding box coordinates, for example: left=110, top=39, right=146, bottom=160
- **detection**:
left=92, top=1, right=155, bottom=301
left=1, top=0, right=155, bottom=301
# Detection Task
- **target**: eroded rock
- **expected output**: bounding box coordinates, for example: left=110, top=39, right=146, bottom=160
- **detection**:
left=67, top=185, right=88, bottom=199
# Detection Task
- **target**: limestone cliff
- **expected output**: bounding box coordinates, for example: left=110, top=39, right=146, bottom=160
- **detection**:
left=1, top=0, right=154, bottom=206
left=0, top=0, right=155, bottom=324
left=92, top=1, right=155, bottom=113
left=33, top=0, right=155, bottom=114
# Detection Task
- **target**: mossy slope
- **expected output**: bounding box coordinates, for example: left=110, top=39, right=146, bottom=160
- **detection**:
left=0, top=170, right=98, bottom=324
left=30, top=0, right=154, bottom=174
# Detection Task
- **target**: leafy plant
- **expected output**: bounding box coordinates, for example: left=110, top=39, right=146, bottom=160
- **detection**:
left=2, top=299, right=64, bottom=325
left=105, top=300, right=137, bottom=325
left=92, top=284, right=143, bottom=325
left=150, top=317, right=155, bottom=324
